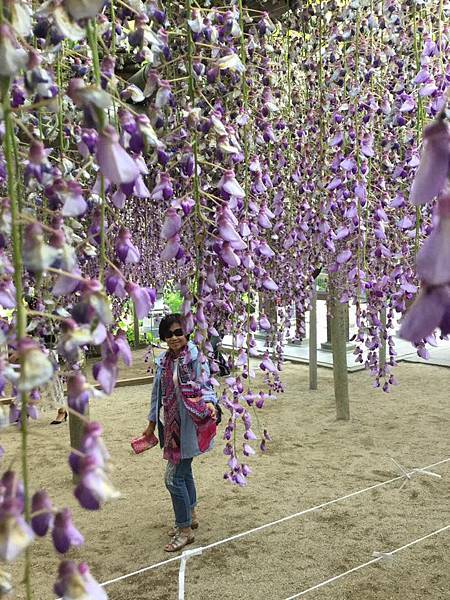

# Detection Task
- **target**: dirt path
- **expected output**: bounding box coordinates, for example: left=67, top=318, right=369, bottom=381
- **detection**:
left=4, top=359, right=450, bottom=600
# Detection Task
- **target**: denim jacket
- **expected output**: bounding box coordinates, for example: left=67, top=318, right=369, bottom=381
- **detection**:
left=148, top=342, right=218, bottom=459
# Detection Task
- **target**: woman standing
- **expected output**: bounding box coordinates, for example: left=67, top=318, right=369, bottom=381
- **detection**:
left=143, top=314, right=218, bottom=552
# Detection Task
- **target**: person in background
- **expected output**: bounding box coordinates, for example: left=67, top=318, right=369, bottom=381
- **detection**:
left=143, top=314, right=218, bottom=552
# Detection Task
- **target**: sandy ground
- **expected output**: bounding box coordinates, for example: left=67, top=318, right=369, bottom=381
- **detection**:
left=3, top=356, right=450, bottom=600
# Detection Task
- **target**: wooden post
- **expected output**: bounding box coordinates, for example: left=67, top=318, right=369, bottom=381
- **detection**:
left=379, top=308, right=387, bottom=371
left=322, top=300, right=350, bottom=350
left=69, top=404, right=89, bottom=484
left=309, top=282, right=318, bottom=390
left=69, top=354, right=89, bottom=483
left=329, top=276, right=350, bottom=420
left=258, top=293, right=277, bottom=332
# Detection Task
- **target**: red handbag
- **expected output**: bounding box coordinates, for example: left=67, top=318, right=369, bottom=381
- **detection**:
left=131, top=433, right=159, bottom=454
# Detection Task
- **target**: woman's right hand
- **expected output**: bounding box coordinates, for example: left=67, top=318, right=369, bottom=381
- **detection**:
left=143, top=421, right=156, bottom=438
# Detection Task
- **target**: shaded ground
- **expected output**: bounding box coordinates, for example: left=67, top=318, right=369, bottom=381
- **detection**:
left=4, top=357, right=450, bottom=600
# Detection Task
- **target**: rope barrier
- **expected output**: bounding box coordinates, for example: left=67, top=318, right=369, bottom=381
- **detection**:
left=282, top=524, right=450, bottom=599
left=92, top=456, right=450, bottom=589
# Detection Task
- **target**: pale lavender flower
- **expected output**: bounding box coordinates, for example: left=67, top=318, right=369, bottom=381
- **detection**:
left=114, top=331, right=132, bottom=367
left=52, top=268, right=82, bottom=297
left=218, top=215, right=246, bottom=249
left=0, top=25, right=27, bottom=77
left=262, top=275, right=278, bottom=291
left=54, top=561, right=107, bottom=600
left=260, top=353, right=276, bottom=373
left=0, top=499, right=35, bottom=561
left=17, top=338, right=54, bottom=392
left=243, top=443, right=255, bottom=457
left=93, top=357, right=117, bottom=395
left=115, top=228, right=140, bottom=264
left=399, top=285, right=450, bottom=344
left=58, top=181, right=87, bottom=217
left=125, top=283, right=155, bottom=319
left=219, top=242, right=241, bottom=268
left=337, top=249, right=352, bottom=264
left=52, top=508, right=84, bottom=554
left=0, top=280, right=16, bottom=309
left=259, top=315, right=271, bottom=330
left=416, top=191, right=450, bottom=286
left=150, top=173, right=173, bottom=201
left=23, top=223, right=61, bottom=273
left=218, top=170, right=245, bottom=198
left=161, top=235, right=181, bottom=261
left=410, top=118, right=450, bottom=205
left=161, top=208, right=182, bottom=240
left=31, top=491, right=53, bottom=537
left=67, top=372, right=90, bottom=415
left=96, top=126, right=140, bottom=185
left=75, top=458, right=120, bottom=511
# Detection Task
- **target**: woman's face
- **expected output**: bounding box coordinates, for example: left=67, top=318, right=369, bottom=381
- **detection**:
left=165, top=322, right=188, bottom=354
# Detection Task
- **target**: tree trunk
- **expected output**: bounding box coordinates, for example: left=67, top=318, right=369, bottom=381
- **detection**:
left=329, top=276, right=350, bottom=420
left=309, top=283, right=318, bottom=390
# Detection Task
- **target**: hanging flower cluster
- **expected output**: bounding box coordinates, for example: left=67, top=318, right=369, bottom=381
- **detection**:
left=399, top=111, right=450, bottom=342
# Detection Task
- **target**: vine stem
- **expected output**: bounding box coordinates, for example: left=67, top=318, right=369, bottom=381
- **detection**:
left=412, top=1, right=424, bottom=255
left=56, top=43, right=65, bottom=155
left=1, top=74, right=32, bottom=600
left=185, top=0, right=203, bottom=302
left=110, top=0, right=116, bottom=56
left=86, top=18, right=107, bottom=281
left=237, top=0, right=254, bottom=395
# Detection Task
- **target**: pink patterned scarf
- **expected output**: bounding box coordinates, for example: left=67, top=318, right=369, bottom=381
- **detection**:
left=162, top=348, right=216, bottom=464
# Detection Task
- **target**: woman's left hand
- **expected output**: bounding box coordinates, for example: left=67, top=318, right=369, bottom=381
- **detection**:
left=206, top=402, right=216, bottom=420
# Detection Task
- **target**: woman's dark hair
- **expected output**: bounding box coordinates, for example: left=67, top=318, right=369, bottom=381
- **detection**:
left=159, top=313, right=189, bottom=341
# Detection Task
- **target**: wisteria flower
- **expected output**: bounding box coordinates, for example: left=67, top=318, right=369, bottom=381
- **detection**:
left=54, top=561, right=107, bottom=600
left=31, top=491, right=53, bottom=537
left=243, top=443, right=255, bottom=457
left=409, top=118, right=450, bottom=205
left=22, top=223, right=61, bottom=273
left=75, top=460, right=120, bottom=510
left=161, top=208, right=182, bottom=240
left=16, top=338, right=54, bottom=392
left=0, top=498, right=35, bottom=561
left=52, top=508, right=84, bottom=554
left=218, top=170, right=245, bottom=198
left=96, top=126, right=140, bottom=185
left=0, top=24, right=27, bottom=77
left=125, top=283, right=155, bottom=319
left=416, top=190, right=450, bottom=286
left=93, top=356, right=118, bottom=395
left=399, top=285, right=450, bottom=344
left=115, top=227, right=140, bottom=264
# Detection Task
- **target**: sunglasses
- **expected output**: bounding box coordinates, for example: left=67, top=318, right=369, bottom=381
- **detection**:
left=165, top=328, right=184, bottom=339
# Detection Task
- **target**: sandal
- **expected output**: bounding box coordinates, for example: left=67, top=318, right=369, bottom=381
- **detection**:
left=167, top=521, right=199, bottom=537
left=164, top=532, right=195, bottom=553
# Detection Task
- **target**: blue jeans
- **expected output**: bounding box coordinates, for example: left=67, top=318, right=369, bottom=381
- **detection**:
left=164, top=459, right=197, bottom=528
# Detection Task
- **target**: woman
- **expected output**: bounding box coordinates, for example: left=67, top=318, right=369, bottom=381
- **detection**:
left=143, top=314, right=218, bottom=552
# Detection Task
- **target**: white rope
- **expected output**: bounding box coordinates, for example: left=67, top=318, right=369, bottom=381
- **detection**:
left=282, top=524, right=450, bottom=600
left=92, top=456, right=450, bottom=588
